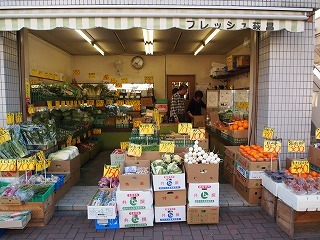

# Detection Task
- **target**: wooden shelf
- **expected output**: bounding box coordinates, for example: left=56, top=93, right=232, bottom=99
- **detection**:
left=210, top=67, right=250, bottom=80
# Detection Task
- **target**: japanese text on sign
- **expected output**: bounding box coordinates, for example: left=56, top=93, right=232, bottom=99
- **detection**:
left=159, top=141, right=175, bottom=153
left=15, top=113, right=23, bottom=123
left=139, top=124, right=154, bottom=135
left=0, top=130, right=11, bottom=144
left=87, top=100, right=95, bottom=106
left=128, top=143, right=142, bottom=157
left=263, top=140, right=281, bottom=153
left=120, top=142, right=130, bottom=150
left=0, top=159, right=16, bottom=171
left=93, top=129, right=102, bottom=135
left=96, top=100, right=104, bottom=107
left=55, top=101, right=60, bottom=108
left=88, top=73, right=95, bottom=79
left=262, top=127, right=274, bottom=139
left=291, top=160, right=309, bottom=174
left=134, top=120, right=142, bottom=128
left=288, top=140, right=306, bottom=153
left=17, top=157, right=35, bottom=171
left=190, top=128, right=206, bottom=141
left=6, top=113, right=14, bottom=125
left=103, top=165, right=120, bottom=178
left=178, top=123, right=192, bottom=134
left=316, top=128, right=320, bottom=140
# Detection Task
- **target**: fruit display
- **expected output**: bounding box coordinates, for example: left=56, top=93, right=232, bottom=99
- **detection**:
left=184, top=140, right=221, bottom=164
left=210, top=120, right=228, bottom=131
left=229, top=119, right=249, bottom=131
left=239, top=144, right=278, bottom=162
left=284, top=177, right=320, bottom=195
left=264, top=170, right=294, bottom=183
left=98, top=177, right=119, bottom=188
left=284, top=167, right=320, bottom=178
left=151, top=154, right=183, bottom=175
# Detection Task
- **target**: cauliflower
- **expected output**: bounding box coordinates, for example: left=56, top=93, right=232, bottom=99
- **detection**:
left=162, top=153, right=172, bottom=164
left=173, top=154, right=182, bottom=164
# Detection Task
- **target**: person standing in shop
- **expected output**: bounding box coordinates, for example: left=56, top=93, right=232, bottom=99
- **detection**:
left=186, top=90, right=206, bottom=121
left=170, top=84, right=188, bottom=123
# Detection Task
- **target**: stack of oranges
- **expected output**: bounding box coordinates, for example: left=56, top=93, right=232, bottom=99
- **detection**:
left=284, top=167, right=320, bottom=178
left=229, top=120, right=249, bottom=131
left=239, top=144, right=278, bottom=162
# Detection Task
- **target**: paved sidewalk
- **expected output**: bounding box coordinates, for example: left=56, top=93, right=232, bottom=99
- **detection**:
left=2, top=207, right=297, bottom=240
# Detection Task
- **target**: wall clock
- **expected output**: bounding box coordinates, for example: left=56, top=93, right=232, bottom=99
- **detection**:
left=131, top=56, right=145, bottom=69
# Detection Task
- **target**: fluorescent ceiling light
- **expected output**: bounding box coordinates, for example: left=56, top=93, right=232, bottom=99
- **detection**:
left=93, top=43, right=105, bottom=56
left=194, top=44, right=204, bottom=56
left=143, top=29, right=154, bottom=55
left=314, top=66, right=320, bottom=80
left=204, top=29, right=221, bottom=45
left=75, top=29, right=92, bottom=43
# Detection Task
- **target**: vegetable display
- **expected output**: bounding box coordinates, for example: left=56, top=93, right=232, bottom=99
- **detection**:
left=151, top=154, right=183, bottom=175
left=98, top=177, right=119, bottom=188
left=184, top=140, right=221, bottom=164
left=91, top=189, right=117, bottom=207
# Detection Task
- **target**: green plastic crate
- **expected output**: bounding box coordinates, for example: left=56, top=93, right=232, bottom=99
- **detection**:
left=0, top=182, right=10, bottom=194
left=29, top=185, right=54, bottom=202
left=155, top=98, right=168, bottom=104
left=228, top=136, right=248, bottom=146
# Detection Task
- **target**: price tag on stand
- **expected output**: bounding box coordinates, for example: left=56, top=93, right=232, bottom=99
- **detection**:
left=96, top=100, right=105, bottom=107
left=120, top=142, right=130, bottom=150
left=0, top=159, right=17, bottom=171
left=291, top=160, right=309, bottom=174
left=139, top=124, right=154, bottom=135
left=159, top=141, right=175, bottom=153
left=263, top=140, right=282, bottom=153
left=178, top=123, right=192, bottom=134
left=133, top=120, right=142, bottom=128
left=47, top=101, right=53, bottom=110
left=93, top=129, right=101, bottom=135
left=316, top=128, right=320, bottom=139
left=0, top=130, right=11, bottom=144
left=190, top=128, right=206, bottom=141
left=87, top=100, right=95, bottom=106
left=6, top=113, right=15, bottom=125
left=128, top=143, right=142, bottom=157
left=288, top=140, right=306, bottom=153
left=103, top=165, right=120, bottom=178
left=17, top=157, right=35, bottom=171
left=27, top=104, right=35, bottom=114
left=15, top=112, right=23, bottom=123
left=55, top=101, right=60, bottom=108
left=61, top=101, right=66, bottom=107
left=262, top=127, right=274, bottom=139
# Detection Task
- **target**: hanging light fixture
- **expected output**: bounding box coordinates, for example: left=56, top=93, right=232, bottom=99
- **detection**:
left=194, top=29, right=220, bottom=56
left=75, top=29, right=105, bottom=56
left=143, top=29, right=154, bottom=55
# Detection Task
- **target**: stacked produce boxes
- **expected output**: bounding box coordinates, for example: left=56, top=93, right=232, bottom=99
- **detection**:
left=223, top=146, right=239, bottom=187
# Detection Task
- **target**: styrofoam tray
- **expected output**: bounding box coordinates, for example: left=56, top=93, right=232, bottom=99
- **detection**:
left=277, top=186, right=320, bottom=211
left=261, top=174, right=284, bottom=197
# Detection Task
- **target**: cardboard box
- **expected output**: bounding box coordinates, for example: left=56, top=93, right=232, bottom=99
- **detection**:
left=155, top=104, right=168, bottom=113
left=184, top=163, right=219, bottom=183
left=234, top=180, right=261, bottom=205
left=0, top=211, right=31, bottom=229
left=236, top=55, right=250, bottom=67
left=119, top=160, right=151, bottom=191
left=224, top=146, right=239, bottom=160
left=187, top=205, right=219, bottom=224
left=227, top=129, right=248, bottom=139
left=154, top=190, right=186, bottom=206
left=125, top=151, right=161, bottom=161
left=308, top=146, right=320, bottom=167
left=227, top=55, right=237, bottom=71
left=236, top=164, right=264, bottom=179
left=0, top=196, right=23, bottom=206
left=236, top=154, right=278, bottom=171
left=236, top=169, right=262, bottom=189
left=209, top=111, right=219, bottom=122
left=87, top=188, right=117, bottom=219
left=152, top=166, right=186, bottom=191
left=154, top=205, right=186, bottom=222
left=111, top=149, right=126, bottom=172
left=188, top=183, right=219, bottom=207
left=193, top=116, right=206, bottom=128
left=116, top=187, right=153, bottom=210
left=118, top=209, right=154, bottom=228
left=140, top=97, right=153, bottom=107
left=224, top=156, right=235, bottom=174
left=223, top=169, right=236, bottom=187
left=47, top=155, right=81, bottom=173
left=69, top=169, right=80, bottom=187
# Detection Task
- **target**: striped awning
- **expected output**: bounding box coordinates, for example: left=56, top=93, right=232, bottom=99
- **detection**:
left=0, top=8, right=308, bottom=32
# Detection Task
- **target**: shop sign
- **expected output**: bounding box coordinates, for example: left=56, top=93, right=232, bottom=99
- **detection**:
left=15, top=112, right=22, bottom=123
left=190, top=128, right=206, bottom=141
left=288, top=140, right=305, bottom=153
left=0, top=159, right=16, bottom=171
left=291, top=160, right=309, bottom=174
left=17, top=157, right=35, bottom=171
left=263, top=140, right=281, bottom=153
left=262, top=127, right=274, bottom=139
left=6, top=113, right=15, bottom=125
left=120, top=142, right=130, bottom=150
left=139, top=124, right=154, bottom=135
left=159, top=141, right=175, bottom=153
left=178, top=123, right=192, bottom=134
left=128, top=143, right=142, bottom=157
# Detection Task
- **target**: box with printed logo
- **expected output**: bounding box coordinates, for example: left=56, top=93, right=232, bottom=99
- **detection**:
left=188, top=183, right=219, bottom=207
left=154, top=190, right=186, bottom=206
left=154, top=205, right=186, bottom=222
left=116, top=187, right=153, bottom=211
left=118, top=209, right=154, bottom=228
left=152, top=166, right=185, bottom=191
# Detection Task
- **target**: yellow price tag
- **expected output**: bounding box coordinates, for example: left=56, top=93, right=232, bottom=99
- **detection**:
left=178, top=123, right=192, bottom=134
left=96, top=100, right=105, bottom=107
left=103, top=165, right=121, bottom=178
left=263, top=140, right=281, bottom=153
left=291, top=160, right=309, bottom=174
left=15, top=112, right=23, bottom=123
left=120, top=142, right=130, bottom=150
left=0, top=159, right=17, bottom=171
left=139, top=124, right=154, bottom=135
left=110, top=78, right=117, bottom=84
left=262, top=127, right=274, bottom=139
left=316, top=128, right=320, bottom=140
left=190, top=128, right=206, bottom=141
left=288, top=140, right=306, bottom=153
left=55, top=101, right=60, bottom=108
left=0, top=130, right=11, bottom=144
left=87, top=100, right=95, bottom=106
left=128, top=143, right=142, bottom=157
left=6, top=113, right=15, bottom=125
left=27, top=104, right=35, bottom=114
left=77, top=136, right=81, bottom=144
left=17, top=157, right=35, bottom=171
left=93, top=129, right=102, bottom=135
left=159, top=141, right=175, bottom=153
left=121, top=78, right=128, bottom=83
left=47, top=101, right=53, bottom=110
left=61, top=101, right=66, bottom=107
left=134, top=120, right=141, bottom=128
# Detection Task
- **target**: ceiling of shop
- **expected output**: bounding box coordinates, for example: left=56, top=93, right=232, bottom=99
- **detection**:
left=29, top=27, right=251, bottom=56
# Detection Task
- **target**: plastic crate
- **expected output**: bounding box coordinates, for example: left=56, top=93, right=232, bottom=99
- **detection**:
left=221, top=131, right=229, bottom=141
left=94, top=217, right=119, bottom=230
left=45, top=174, right=65, bottom=191
left=29, top=184, right=54, bottom=202
left=228, top=136, right=248, bottom=146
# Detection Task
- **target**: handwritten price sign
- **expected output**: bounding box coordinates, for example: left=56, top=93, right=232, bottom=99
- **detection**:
left=55, top=101, right=60, bottom=108
left=316, top=128, right=320, bottom=140
left=133, top=120, right=142, bottom=128
left=159, top=141, right=175, bottom=153
left=190, top=128, right=206, bottom=141
left=103, top=165, right=120, bottom=178
left=0, top=159, right=16, bottom=171
left=262, top=127, right=274, bottom=139
left=15, top=112, right=23, bottom=123
left=288, top=140, right=306, bottom=153
left=128, top=143, right=142, bottom=157
left=263, top=140, right=282, bottom=153
left=139, top=124, right=154, bottom=135
left=0, top=130, right=11, bottom=144
left=17, top=157, right=35, bottom=171
left=291, top=160, right=309, bottom=174
left=96, top=100, right=104, bottom=107
left=87, top=100, right=95, bottom=106
left=6, top=113, right=15, bottom=125
left=120, top=142, right=130, bottom=150
left=178, top=123, right=192, bottom=134
left=93, top=129, right=102, bottom=135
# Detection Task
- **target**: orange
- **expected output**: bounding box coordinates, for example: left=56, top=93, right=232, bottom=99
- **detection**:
left=243, top=122, right=249, bottom=129
left=311, top=171, right=318, bottom=177
left=229, top=126, right=233, bottom=130
left=300, top=173, right=308, bottom=178
left=232, top=125, right=239, bottom=130
left=238, top=127, right=245, bottom=130
left=239, top=145, right=245, bottom=149
left=288, top=167, right=292, bottom=173
left=238, top=122, right=244, bottom=127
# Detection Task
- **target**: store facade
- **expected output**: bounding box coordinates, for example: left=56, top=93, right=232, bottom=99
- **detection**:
left=0, top=0, right=319, bottom=163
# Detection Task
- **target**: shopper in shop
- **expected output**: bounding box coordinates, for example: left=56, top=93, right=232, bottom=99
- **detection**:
left=186, top=90, right=206, bottom=121
left=170, top=84, right=188, bottom=123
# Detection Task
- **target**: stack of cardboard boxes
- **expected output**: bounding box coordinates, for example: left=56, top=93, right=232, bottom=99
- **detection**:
left=117, top=160, right=154, bottom=228
left=223, top=146, right=239, bottom=187
left=185, top=163, right=220, bottom=224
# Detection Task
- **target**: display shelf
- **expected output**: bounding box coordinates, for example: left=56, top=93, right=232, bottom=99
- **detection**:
left=29, top=75, right=64, bottom=85
left=210, top=67, right=250, bottom=80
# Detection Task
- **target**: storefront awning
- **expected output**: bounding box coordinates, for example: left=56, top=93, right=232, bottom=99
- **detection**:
left=0, top=8, right=308, bottom=32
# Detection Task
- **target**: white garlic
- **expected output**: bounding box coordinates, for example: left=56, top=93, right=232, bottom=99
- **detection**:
left=209, top=152, right=214, bottom=157
left=188, top=147, right=193, bottom=152
left=195, top=140, right=199, bottom=145
left=202, top=159, right=207, bottom=164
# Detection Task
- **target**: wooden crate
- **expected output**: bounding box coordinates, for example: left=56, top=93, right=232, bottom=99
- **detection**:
left=261, top=187, right=277, bottom=219
left=276, top=199, right=320, bottom=239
